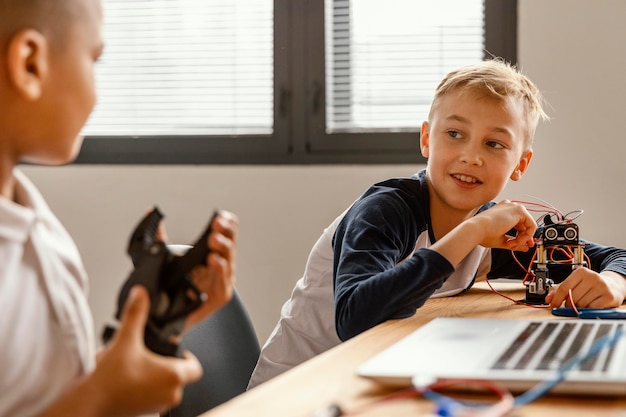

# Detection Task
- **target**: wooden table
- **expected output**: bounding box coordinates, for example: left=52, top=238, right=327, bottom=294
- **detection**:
left=201, top=281, right=626, bottom=417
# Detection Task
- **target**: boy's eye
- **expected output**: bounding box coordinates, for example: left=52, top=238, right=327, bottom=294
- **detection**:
left=486, top=141, right=505, bottom=149
left=447, top=130, right=462, bottom=139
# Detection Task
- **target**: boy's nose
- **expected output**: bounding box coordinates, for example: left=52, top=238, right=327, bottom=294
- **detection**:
left=459, top=147, right=483, bottom=166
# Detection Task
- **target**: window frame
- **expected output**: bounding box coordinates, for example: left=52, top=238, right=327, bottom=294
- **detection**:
left=75, top=0, right=516, bottom=165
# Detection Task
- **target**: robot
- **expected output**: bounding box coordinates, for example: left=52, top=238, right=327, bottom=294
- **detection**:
left=525, top=215, right=586, bottom=305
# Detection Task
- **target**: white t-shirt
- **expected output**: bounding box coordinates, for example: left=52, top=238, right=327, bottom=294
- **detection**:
left=0, top=169, right=95, bottom=417
left=247, top=207, right=490, bottom=389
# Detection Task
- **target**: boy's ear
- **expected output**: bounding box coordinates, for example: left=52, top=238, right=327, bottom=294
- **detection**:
left=6, top=29, right=48, bottom=100
left=510, top=149, right=533, bottom=181
left=420, top=121, right=430, bottom=158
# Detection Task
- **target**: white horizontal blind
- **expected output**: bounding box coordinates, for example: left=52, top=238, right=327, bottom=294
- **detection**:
left=326, top=0, right=483, bottom=132
left=82, top=0, right=273, bottom=137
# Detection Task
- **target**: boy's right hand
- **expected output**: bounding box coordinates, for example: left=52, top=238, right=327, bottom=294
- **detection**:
left=431, top=200, right=536, bottom=269
left=90, top=285, right=203, bottom=417
left=473, top=200, right=537, bottom=252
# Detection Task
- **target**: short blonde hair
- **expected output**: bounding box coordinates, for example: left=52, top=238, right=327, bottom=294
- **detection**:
left=428, top=58, right=549, bottom=147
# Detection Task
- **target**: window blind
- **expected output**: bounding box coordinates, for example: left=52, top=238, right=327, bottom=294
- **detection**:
left=82, top=0, right=273, bottom=137
left=325, top=0, right=484, bottom=132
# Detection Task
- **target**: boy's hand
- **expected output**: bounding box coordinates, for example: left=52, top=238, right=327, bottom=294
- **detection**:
left=431, top=200, right=536, bottom=268
left=184, top=210, right=239, bottom=330
left=92, top=286, right=203, bottom=417
left=474, top=200, right=536, bottom=252
left=546, top=269, right=626, bottom=309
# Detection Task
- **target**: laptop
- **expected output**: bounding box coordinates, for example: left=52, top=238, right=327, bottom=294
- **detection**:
left=357, top=317, right=626, bottom=396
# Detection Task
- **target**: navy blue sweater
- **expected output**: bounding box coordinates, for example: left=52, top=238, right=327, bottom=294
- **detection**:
left=332, top=170, right=626, bottom=341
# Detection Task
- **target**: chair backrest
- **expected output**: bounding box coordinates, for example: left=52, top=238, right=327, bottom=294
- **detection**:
left=166, top=290, right=260, bottom=417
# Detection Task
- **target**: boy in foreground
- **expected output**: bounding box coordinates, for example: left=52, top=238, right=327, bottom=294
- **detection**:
left=0, top=0, right=238, bottom=416
left=248, top=59, right=626, bottom=389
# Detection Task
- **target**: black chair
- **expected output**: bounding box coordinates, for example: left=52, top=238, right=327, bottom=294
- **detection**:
left=166, top=290, right=260, bottom=417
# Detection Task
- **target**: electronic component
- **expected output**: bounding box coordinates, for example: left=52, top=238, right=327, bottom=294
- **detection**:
left=525, top=215, right=585, bottom=305
left=543, top=222, right=579, bottom=246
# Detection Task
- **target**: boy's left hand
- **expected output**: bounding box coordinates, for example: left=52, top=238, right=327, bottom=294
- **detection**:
left=546, top=269, right=626, bottom=309
left=183, top=210, right=239, bottom=331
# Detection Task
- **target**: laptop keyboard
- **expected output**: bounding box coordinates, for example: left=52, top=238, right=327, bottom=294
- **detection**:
left=491, top=321, right=624, bottom=372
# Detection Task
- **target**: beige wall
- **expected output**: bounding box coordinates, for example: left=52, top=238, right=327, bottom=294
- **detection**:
left=22, top=0, right=626, bottom=345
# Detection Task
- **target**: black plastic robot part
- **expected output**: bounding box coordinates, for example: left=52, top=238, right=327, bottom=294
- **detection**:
left=102, top=207, right=217, bottom=357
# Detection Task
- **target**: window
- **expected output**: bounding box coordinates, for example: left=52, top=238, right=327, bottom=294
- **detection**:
left=76, top=0, right=516, bottom=164
left=85, top=1, right=273, bottom=137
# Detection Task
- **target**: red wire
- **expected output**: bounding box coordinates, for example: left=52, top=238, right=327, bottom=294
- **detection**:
left=484, top=277, right=549, bottom=309
left=511, top=200, right=565, bottom=220
left=568, top=289, right=580, bottom=314
left=339, top=379, right=514, bottom=416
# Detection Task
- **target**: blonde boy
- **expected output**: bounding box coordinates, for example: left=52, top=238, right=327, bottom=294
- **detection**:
left=248, top=59, right=626, bottom=388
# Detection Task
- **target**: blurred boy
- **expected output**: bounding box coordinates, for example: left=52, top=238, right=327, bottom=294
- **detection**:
left=0, top=0, right=238, bottom=416
left=248, top=59, right=626, bottom=388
